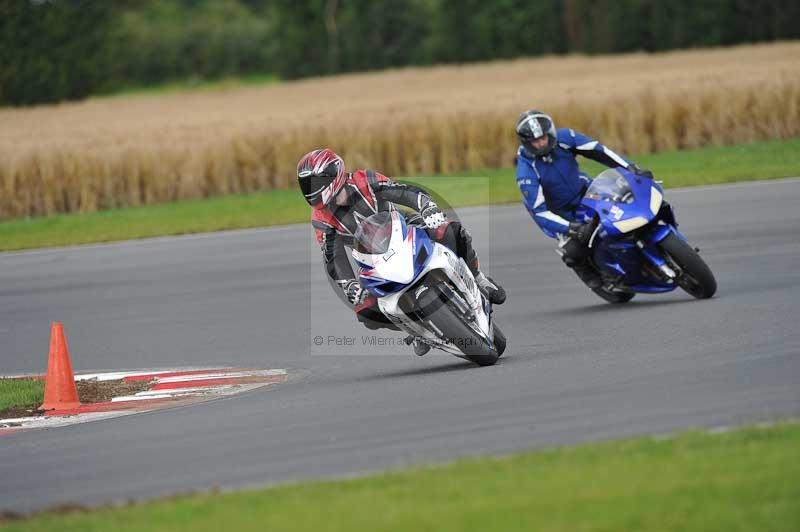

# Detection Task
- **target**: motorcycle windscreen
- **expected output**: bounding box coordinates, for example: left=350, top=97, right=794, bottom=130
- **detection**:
left=353, top=211, right=395, bottom=254
left=585, top=169, right=635, bottom=204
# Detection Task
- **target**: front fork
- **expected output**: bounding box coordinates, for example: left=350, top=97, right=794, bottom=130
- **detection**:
left=637, top=224, right=686, bottom=281
left=637, top=239, right=677, bottom=280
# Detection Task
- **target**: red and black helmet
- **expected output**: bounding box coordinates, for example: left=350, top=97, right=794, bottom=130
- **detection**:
left=297, top=148, right=347, bottom=208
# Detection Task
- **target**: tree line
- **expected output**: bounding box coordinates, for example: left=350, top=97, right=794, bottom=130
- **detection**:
left=2, top=0, right=798, bottom=106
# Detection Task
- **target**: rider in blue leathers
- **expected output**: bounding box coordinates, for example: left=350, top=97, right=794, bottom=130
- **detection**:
left=515, top=109, right=653, bottom=288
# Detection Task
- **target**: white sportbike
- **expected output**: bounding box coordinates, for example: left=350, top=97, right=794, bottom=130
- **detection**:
left=352, top=210, right=505, bottom=366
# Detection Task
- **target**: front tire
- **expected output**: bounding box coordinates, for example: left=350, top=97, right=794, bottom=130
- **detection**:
left=493, top=325, right=507, bottom=357
left=417, top=288, right=498, bottom=367
left=659, top=233, right=717, bottom=299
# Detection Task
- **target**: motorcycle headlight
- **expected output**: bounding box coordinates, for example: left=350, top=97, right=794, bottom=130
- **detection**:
left=612, top=216, right=649, bottom=233
left=650, top=187, right=663, bottom=215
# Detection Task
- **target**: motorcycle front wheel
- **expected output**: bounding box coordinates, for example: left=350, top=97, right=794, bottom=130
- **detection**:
left=493, top=324, right=507, bottom=357
left=416, top=287, right=499, bottom=367
left=659, top=233, right=717, bottom=299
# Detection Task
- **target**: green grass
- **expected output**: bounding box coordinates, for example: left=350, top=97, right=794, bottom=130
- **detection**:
left=0, top=189, right=305, bottom=251
left=427, top=136, right=800, bottom=208
left=0, top=379, right=44, bottom=413
left=4, top=421, right=798, bottom=531
left=2, top=137, right=799, bottom=252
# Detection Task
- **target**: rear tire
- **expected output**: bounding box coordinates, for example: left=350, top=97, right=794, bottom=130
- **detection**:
left=658, top=233, right=717, bottom=299
left=591, top=287, right=636, bottom=304
left=417, top=288, right=498, bottom=367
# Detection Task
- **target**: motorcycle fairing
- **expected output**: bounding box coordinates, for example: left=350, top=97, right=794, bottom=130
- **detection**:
left=377, top=243, right=493, bottom=357
left=352, top=211, right=493, bottom=358
left=580, top=168, right=688, bottom=293
left=353, top=210, right=433, bottom=297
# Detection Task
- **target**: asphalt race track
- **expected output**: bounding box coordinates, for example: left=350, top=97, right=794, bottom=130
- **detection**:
left=1, top=179, right=799, bottom=512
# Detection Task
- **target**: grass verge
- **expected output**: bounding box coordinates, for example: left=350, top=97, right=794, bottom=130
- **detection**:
left=0, top=379, right=44, bottom=416
left=0, top=379, right=155, bottom=419
left=1, top=137, right=798, bottom=252
left=3, top=421, right=798, bottom=531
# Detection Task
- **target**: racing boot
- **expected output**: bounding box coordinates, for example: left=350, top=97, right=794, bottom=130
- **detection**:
left=404, top=335, right=431, bottom=356
left=571, top=261, right=602, bottom=289
left=475, top=272, right=507, bottom=304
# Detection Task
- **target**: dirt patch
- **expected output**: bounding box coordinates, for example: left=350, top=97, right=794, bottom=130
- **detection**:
left=0, top=379, right=154, bottom=419
left=76, top=378, right=153, bottom=404
left=0, top=405, right=43, bottom=420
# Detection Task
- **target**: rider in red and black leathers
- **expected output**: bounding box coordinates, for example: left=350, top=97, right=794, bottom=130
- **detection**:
left=298, top=149, right=505, bottom=344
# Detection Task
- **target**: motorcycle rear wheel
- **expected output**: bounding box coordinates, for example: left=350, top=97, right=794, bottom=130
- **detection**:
left=659, top=233, right=717, bottom=299
left=416, top=287, right=499, bottom=367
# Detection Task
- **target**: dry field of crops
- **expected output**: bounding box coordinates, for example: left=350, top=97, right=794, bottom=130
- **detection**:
left=1, top=41, right=798, bottom=219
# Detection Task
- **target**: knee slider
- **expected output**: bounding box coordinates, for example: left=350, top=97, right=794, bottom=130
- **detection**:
left=562, top=254, right=579, bottom=267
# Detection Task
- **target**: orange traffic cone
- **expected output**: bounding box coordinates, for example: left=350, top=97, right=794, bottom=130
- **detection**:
left=39, top=322, right=81, bottom=411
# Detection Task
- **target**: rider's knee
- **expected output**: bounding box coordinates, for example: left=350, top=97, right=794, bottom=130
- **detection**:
left=454, top=222, right=472, bottom=246
left=560, top=239, right=588, bottom=266
left=430, top=221, right=479, bottom=271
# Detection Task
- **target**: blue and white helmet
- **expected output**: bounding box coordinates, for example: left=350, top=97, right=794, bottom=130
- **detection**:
left=515, top=110, right=557, bottom=157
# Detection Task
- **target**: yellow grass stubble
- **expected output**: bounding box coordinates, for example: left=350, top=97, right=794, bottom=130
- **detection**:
left=0, top=42, right=799, bottom=219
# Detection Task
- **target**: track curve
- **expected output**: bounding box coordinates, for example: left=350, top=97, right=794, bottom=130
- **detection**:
left=1, top=179, right=799, bottom=512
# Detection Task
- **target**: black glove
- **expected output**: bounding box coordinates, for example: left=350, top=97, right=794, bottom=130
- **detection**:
left=568, top=221, right=595, bottom=245
left=628, top=164, right=653, bottom=180
left=341, top=279, right=367, bottom=306
left=421, top=202, right=447, bottom=229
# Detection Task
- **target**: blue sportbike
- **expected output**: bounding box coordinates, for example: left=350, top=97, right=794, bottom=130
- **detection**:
left=572, top=167, right=717, bottom=303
